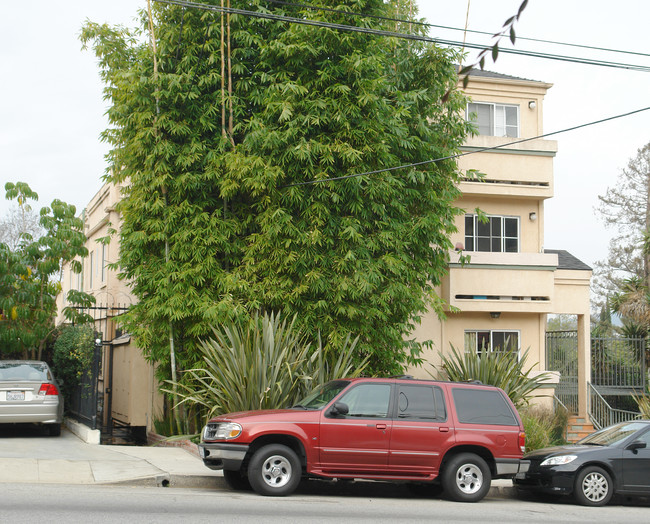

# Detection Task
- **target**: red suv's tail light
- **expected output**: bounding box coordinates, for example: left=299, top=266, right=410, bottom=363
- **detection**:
left=39, top=383, right=59, bottom=396
left=519, top=431, right=526, bottom=453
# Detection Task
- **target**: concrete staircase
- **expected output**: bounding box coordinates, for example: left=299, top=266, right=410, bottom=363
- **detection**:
left=566, top=415, right=595, bottom=443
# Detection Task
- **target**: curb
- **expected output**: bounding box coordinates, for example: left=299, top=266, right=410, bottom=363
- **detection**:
left=65, top=418, right=101, bottom=445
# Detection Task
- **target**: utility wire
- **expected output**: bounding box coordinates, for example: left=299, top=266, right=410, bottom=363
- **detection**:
left=284, top=106, right=650, bottom=188
left=263, top=0, right=650, bottom=59
left=152, top=0, right=650, bottom=72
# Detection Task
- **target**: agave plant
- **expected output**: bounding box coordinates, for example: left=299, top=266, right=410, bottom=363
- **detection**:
left=634, top=393, right=650, bottom=418
left=434, top=344, right=552, bottom=408
left=164, top=311, right=367, bottom=421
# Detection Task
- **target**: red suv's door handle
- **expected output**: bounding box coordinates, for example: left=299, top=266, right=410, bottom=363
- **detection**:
left=439, top=427, right=450, bottom=432
left=376, top=424, right=387, bottom=430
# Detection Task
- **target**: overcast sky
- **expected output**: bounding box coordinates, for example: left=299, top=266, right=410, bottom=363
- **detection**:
left=1, top=1, right=649, bottom=272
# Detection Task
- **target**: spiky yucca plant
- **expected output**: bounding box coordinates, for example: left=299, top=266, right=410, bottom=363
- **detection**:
left=634, top=393, right=650, bottom=418
left=165, top=311, right=367, bottom=421
left=435, top=345, right=552, bottom=408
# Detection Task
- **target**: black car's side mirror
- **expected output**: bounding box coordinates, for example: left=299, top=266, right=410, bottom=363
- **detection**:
left=626, top=440, right=647, bottom=453
left=328, top=402, right=349, bottom=417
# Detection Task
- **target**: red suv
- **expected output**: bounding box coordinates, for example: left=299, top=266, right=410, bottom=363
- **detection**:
left=199, top=377, right=528, bottom=502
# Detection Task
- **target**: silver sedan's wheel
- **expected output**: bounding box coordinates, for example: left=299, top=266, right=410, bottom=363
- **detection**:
left=248, top=444, right=301, bottom=496
left=574, top=466, right=613, bottom=506
left=442, top=453, right=491, bottom=502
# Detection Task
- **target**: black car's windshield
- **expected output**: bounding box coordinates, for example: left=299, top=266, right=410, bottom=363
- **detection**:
left=293, top=380, right=350, bottom=410
left=578, top=421, right=648, bottom=446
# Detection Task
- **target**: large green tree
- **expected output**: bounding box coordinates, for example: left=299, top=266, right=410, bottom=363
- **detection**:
left=0, top=183, right=94, bottom=359
left=81, top=0, right=472, bottom=377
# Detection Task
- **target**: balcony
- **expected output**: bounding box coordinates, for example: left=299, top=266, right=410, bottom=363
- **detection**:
left=458, top=136, right=557, bottom=200
left=443, top=251, right=559, bottom=313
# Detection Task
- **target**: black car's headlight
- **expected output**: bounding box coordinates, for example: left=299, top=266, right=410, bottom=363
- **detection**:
left=202, top=422, right=242, bottom=441
left=540, top=455, right=577, bottom=466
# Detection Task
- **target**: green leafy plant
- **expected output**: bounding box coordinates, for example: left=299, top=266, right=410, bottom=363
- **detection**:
left=81, top=0, right=473, bottom=379
left=0, top=182, right=95, bottom=359
left=52, top=324, right=96, bottom=408
left=434, top=345, right=553, bottom=408
left=164, top=311, right=368, bottom=422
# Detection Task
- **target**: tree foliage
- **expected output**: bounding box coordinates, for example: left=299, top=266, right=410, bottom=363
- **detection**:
left=593, top=142, right=650, bottom=310
left=0, top=182, right=95, bottom=359
left=81, top=0, right=472, bottom=377
left=52, top=324, right=96, bottom=407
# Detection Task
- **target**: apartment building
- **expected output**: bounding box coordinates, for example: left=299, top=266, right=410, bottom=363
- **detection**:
left=56, top=182, right=163, bottom=436
left=409, top=70, right=592, bottom=416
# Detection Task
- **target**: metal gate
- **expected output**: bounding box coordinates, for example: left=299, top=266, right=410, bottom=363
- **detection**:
left=546, top=330, right=579, bottom=413
left=65, top=304, right=130, bottom=431
left=67, top=339, right=102, bottom=429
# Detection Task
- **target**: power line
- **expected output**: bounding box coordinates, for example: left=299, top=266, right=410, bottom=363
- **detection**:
left=263, top=0, right=650, bottom=59
left=284, top=106, right=650, bottom=188
left=152, top=0, right=650, bottom=72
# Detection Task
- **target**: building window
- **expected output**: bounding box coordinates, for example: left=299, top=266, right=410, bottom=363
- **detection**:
left=89, top=251, right=94, bottom=289
left=466, top=102, right=519, bottom=137
left=101, top=244, right=107, bottom=283
left=464, top=330, right=520, bottom=358
left=465, top=214, right=519, bottom=252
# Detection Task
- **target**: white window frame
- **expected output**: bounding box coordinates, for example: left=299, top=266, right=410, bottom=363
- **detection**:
left=464, top=214, right=520, bottom=253
left=464, top=330, right=521, bottom=359
left=466, top=102, right=520, bottom=138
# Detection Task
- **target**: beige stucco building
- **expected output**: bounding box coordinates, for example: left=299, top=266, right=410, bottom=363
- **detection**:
left=56, top=182, right=163, bottom=437
left=57, top=70, right=592, bottom=438
left=409, top=70, right=592, bottom=417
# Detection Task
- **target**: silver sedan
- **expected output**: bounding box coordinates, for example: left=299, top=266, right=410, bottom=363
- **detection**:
left=0, top=360, right=64, bottom=436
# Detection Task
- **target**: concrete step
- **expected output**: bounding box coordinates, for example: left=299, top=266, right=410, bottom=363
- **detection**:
left=566, top=415, right=595, bottom=443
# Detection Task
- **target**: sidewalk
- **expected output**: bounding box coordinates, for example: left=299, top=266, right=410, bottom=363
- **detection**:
left=0, top=424, right=224, bottom=488
left=0, top=422, right=516, bottom=497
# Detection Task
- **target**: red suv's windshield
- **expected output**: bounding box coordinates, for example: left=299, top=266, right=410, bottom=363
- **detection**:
left=293, top=380, right=350, bottom=409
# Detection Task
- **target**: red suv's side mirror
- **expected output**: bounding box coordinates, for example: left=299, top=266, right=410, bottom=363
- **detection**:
left=328, top=402, right=349, bottom=417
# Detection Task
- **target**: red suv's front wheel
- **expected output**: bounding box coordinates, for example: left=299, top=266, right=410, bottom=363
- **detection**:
left=247, top=444, right=302, bottom=496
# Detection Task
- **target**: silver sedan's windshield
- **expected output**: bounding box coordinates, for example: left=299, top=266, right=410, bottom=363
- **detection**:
left=293, top=380, right=349, bottom=409
left=579, top=421, right=648, bottom=446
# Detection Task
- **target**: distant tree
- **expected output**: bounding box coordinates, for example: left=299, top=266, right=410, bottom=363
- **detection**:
left=0, top=206, right=44, bottom=250
left=81, top=0, right=473, bottom=378
left=546, top=314, right=578, bottom=332
left=593, top=142, right=650, bottom=309
left=0, top=182, right=95, bottom=359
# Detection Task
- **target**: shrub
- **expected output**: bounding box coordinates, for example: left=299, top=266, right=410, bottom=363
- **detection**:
left=52, top=324, right=95, bottom=408
left=165, top=311, right=368, bottom=423
left=434, top=345, right=553, bottom=408
left=519, top=405, right=568, bottom=451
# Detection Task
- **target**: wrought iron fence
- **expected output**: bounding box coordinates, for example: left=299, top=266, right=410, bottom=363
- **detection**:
left=588, top=383, right=639, bottom=430
left=591, top=337, right=646, bottom=390
left=67, top=340, right=102, bottom=429
left=546, top=331, right=579, bottom=413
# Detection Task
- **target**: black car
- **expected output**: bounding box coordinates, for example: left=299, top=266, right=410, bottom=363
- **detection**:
left=514, top=420, right=650, bottom=506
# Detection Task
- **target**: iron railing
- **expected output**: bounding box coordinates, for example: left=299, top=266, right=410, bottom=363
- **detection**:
left=546, top=331, right=579, bottom=413
left=591, top=337, right=646, bottom=390
left=588, top=382, right=639, bottom=430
